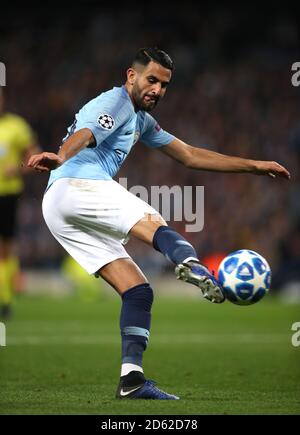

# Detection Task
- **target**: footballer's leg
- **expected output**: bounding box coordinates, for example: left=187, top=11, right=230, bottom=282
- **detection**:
left=130, top=213, right=225, bottom=304
left=97, top=257, right=148, bottom=295
left=0, top=194, right=21, bottom=320
left=96, top=258, right=179, bottom=400
left=0, top=239, right=19, bottom=320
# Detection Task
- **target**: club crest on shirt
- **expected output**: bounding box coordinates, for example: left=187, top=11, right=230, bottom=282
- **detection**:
left=98, top=114, right=115, bottom=130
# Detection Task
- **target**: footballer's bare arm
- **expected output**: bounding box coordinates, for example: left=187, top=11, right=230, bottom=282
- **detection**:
left=27, top=128, right=94, bottom=172
left=159, top=137, right=290, bottom=179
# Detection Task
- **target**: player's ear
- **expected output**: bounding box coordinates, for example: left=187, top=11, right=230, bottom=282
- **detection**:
left=126, top=67, right=137, bottom=85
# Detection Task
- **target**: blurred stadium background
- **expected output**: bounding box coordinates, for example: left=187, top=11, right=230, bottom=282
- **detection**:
left=0, top=3, right=300, bottom=415
left=1, top=3, right=300, bottom=298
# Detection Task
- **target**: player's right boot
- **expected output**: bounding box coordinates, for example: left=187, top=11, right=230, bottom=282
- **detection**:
left=116, top=371, right=179, bottom=400
left=175, top=260, right=225, bottom=303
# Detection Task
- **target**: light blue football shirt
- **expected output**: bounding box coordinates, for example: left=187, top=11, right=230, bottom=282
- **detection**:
left=47, top=86, right=175, bottom=187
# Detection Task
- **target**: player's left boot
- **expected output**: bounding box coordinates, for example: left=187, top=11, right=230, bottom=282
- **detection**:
left=175, top=260, right=225, bottom=303
left=116, top=371, right=179, bottom=400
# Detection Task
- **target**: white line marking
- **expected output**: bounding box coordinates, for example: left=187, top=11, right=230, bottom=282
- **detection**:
left=6, top=333, right=289, bottom=346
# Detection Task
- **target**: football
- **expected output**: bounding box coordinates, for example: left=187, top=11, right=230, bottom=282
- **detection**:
left=218, top=249, right=271, bottom=305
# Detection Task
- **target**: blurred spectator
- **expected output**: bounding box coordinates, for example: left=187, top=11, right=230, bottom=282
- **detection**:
left=273, top=223, right=300, bottom=291
left=0, top=88, right=39, bottom=319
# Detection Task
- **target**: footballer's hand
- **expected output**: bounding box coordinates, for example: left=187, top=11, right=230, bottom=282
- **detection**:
left=252, top=161, right=291, bottom=179
left=27, top=152, right=64, bottom=172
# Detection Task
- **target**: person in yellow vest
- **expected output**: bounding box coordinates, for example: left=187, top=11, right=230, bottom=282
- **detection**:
left=0, top=88, right=40, bottom=319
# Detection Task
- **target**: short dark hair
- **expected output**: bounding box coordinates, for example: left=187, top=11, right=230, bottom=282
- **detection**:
left=133, top=47, right=174, bottom=71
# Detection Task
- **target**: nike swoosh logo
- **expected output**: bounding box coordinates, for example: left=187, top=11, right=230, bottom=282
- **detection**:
left=120, top=385, right=142, bottom=397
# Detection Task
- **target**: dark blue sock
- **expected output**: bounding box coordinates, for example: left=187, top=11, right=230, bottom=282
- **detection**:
left=120, top=283, right=154, bottom=366
left=153, top=225, right=198, bottom=265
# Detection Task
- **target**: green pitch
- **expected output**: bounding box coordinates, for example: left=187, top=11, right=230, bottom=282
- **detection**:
left=0, top=293, right=299, bottom=415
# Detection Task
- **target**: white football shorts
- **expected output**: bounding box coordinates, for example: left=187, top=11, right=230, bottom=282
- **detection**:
left=42, top=178, right=159, bottom=274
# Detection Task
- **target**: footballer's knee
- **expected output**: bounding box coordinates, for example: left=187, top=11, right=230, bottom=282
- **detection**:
left=122, top=282, right=154, bottom=306
left=130, top=213, right=167, bottom=245
left=96, top=257, right=149, bottom=295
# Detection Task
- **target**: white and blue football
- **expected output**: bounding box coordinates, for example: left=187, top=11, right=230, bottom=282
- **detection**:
left=218, top=249, right=271, bottom=305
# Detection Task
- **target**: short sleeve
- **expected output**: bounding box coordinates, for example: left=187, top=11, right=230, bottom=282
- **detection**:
left=140, top=113, right=174, bottom=148
left=75, top=95, right=129, bottom=146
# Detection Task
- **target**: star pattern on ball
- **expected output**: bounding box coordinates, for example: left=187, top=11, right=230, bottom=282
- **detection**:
left=218, top=250, right=271, bottom=305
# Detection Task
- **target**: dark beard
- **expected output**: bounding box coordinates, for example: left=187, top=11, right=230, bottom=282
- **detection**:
left=132, top=87, right=158, bottom=112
